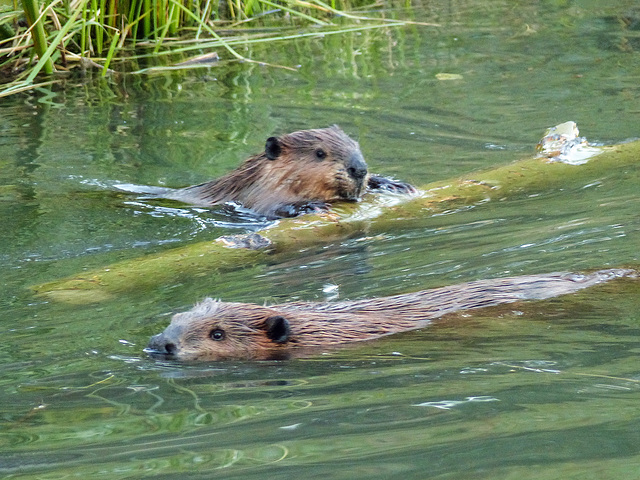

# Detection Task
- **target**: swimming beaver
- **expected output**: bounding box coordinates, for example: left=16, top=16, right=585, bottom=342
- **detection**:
left=146, top=269, right=632, bottom=361
left=162, top=126, right=415, bottom=218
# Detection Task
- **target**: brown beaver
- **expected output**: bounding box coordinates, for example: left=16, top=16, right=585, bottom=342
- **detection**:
left=161, top=126, right=415, bottom=218
left=146, top=269, right=633, bottom=361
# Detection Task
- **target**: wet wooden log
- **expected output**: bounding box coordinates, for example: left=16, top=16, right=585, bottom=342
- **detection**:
left=32, top=137, right=640, bottom=303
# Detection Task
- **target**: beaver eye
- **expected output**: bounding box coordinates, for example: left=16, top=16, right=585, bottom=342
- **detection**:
left=210, top=329, right=225, bottom=341
left=315, top=148, right=327, bottom=160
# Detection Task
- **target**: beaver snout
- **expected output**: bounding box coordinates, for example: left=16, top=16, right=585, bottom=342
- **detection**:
left=341, top=152, right=368, bottom=200
left=346, top=152, right=368, bottom=181
left=145, top=333, right=178, bottom=358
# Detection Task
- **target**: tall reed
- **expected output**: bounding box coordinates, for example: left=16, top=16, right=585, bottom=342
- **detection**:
left=21, top=0, right=54, bottom=74
left=0, top=0, right=427, bottom=97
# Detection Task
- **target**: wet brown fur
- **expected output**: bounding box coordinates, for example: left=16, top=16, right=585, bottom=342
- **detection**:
left=147, top=269, right=633, bottom=361
left=164, top=126, right=367, bottom=217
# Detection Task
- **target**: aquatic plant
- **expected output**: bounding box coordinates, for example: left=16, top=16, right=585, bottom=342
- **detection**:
left=0, top=0, right=427, bottom=97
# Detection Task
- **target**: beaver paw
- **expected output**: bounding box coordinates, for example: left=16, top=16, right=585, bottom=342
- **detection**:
left=274, top=201, right=330, bottom=218
left=217, top=233, right=272, bottom=250
left=368, top=175, right=417, bottom=194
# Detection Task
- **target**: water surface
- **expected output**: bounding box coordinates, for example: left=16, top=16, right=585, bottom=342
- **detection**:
left=1, top=1, right=640, bottom=478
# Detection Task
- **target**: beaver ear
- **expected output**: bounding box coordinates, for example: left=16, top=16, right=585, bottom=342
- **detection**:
left=264, top=316, right=290, bottom=343
left=265, top=137, right=282, bottom=161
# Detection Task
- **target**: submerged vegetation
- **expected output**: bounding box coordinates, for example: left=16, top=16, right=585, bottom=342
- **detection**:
left=0, top=0, right=428, bottom=97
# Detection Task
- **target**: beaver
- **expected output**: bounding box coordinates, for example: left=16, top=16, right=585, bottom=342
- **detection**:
left=146, top=269, right=633, bottom=361
left=161, top=126, right=415, bottom=218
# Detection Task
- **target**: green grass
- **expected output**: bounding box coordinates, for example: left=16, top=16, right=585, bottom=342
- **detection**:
left=0, top=0, right=432, bottom=98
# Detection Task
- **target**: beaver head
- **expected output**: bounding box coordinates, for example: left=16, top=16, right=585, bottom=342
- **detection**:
left=145, top=299, right=294, bottom=361
left=145, top=296, right=413, bottom=362
left=261, top=125, right=368, bottom=202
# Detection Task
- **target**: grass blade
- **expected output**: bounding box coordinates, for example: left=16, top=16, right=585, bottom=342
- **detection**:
left=102, top=30, right=120, bottom=75
left=25, top=5, right=83, bottom=83
left=22, top=0, right=54, bottom=74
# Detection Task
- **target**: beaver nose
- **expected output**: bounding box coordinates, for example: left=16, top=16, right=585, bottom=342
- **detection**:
left=346, top=153, right=368, bottom=180
left=146, top=333, right=178, bottom=357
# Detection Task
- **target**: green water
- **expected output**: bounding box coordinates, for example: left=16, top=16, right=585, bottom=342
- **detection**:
left=2, top=1, right=640, bottom=478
